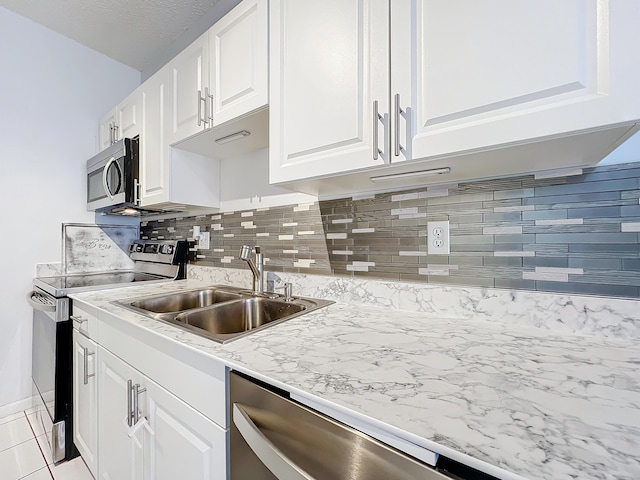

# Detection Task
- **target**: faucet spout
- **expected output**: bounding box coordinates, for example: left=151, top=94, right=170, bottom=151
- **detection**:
left=239, top=245, right=252, bottom=262
left=238, top=245, right=264, bottom=294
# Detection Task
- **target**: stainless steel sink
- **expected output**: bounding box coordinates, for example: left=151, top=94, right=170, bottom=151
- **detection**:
left=176, top=297, right=306, bottom=332
left=129, top=288, right=242, bottom=313
left=118, top=285, right=333, bottom=343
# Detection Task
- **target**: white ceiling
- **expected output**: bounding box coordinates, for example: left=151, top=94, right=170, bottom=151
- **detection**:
left=0, top=0, right=221, bottom=71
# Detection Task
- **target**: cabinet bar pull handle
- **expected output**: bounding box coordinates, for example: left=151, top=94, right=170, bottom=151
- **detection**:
left=113, top=124, right=119, bottom=143
left=205, top=87, right=213, bottom=124
left=127, top=380, right=134, bottom=427
left=109, top=123, right=114, bottom=145
left=373, top=100, right=383, bottom=160
left=70, top=315, right=87, bottom=324
left=197, top=89, right=203, bottom=127
left=394, top=93, right=405, bottom=157
left=133, top=178, right=140, bottom=206
left=133, top=384, right=147, bottom=424
left=82, top=347, right=95, bottom=385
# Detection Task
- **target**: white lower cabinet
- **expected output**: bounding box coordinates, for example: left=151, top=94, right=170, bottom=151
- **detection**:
left=73, top=329, right=98, bottom=477
left=72, top=302, right=229, bottom=479
left=144, top=376, right=227, bottom=480
left=97, top=346, right=227, bottom=480
left=97, top=346, right=144, bottom=480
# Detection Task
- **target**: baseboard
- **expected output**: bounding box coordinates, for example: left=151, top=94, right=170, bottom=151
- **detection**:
left=0, top=396, right=36, bottom=418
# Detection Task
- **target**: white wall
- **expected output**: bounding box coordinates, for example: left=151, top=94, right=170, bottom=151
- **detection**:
left=0, top=7, right=140, bottom=409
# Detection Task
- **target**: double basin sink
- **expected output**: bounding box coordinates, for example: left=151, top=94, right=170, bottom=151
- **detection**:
left=118, top=285, right=333, bottom=343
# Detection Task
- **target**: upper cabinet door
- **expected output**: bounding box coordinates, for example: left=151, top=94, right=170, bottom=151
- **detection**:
left=140, top=67, right=170, bottom=207
left=99, top=108, right=117, bottom=151
left=167, top=32, right=210, bottom=145
left=269, top=0, right=390, bottom=184
left=117, top=89, right=142, bottom=141
left=392, top=0, right=640, bottom=162
left=99, top=90, right=141, bottom=152
left=209, top=0, right=268, bottom=127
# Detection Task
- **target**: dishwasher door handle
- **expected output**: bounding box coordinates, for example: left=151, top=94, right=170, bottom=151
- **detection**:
left=233, top=403, right=314, bottom=480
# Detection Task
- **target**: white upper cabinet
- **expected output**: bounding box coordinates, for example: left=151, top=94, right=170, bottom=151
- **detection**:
left=269, top=0, right=640, bottom=188
left=98, top=108, right=117, bottom=151
left=117, top=90, right=142, bottom=141
left=393, top=0, right=640, bottom=163
left=209, top=0, right=268, bottom=126
left=167, top=0, right=270, bottom=147
left=140, top=65, right=220, bottom=210
left=140, top=67, right=170, bottom=207
left=269, top=0, right=390, bottom=184
left=99, top=89, right=142, bottom=151
left=167, top=32, right=211, bottom=145
left=95, top=0, right=269, bottom=211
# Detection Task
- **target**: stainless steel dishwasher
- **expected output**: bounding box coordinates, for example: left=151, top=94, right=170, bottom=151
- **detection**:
left=229, top=372, right=454, bottom=480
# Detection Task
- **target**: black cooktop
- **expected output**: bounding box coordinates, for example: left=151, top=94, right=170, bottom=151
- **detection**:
left=34, top=271, right=169, bottom=298
left=43, top=271, right=165, bottom=288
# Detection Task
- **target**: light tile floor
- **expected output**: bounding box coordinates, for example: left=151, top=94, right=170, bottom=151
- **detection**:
left=0, top=410, right=93, bottom=480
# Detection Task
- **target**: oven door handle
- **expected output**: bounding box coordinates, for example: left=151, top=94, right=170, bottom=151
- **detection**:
left=26, top=291, right=56, bottom=312
left=233, top=403, right=314, bottom=480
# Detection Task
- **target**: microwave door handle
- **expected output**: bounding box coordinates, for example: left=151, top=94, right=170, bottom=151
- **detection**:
left=232, top=403, right=313, bottom=480
left=133, top=178, right=140, bottom=206
left=102, top=156, right=117, bottom=200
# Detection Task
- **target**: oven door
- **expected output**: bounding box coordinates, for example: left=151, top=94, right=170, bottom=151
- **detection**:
left=27, top=288, right=75, bottom=463
left=87, top=138, right=138, bottom=211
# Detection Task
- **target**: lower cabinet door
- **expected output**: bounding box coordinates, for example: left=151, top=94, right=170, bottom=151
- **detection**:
left=144, top=379, right=227, bottom=480
left=97, top=345, right=227, bottom=480
left=97, top=347, right=144, bottom=480
left=73, top=330, right=98, bottom=477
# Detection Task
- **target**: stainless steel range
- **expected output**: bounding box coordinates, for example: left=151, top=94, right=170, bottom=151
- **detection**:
left=27, top=238, right=188, bottom=463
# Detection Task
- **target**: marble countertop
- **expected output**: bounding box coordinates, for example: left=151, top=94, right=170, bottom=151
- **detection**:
left=70, top=279, right=640, bottom=480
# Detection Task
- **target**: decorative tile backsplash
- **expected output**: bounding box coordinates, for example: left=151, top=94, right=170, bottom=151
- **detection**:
left=188, top=265, right=640, bottom=340
left=141, top=161, right=640, bottom=298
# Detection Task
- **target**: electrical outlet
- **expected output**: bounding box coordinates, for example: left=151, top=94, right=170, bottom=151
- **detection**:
left=198, top=231, right=210, bottom=249
left=428, top=221, right=450, bottom=255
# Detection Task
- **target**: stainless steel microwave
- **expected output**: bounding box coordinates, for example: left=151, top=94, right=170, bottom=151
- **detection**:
left=87, top=137, right=139, bottom=213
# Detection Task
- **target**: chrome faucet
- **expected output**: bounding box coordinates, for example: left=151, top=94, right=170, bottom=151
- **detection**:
left=239, top=245, right=264, bottom=294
